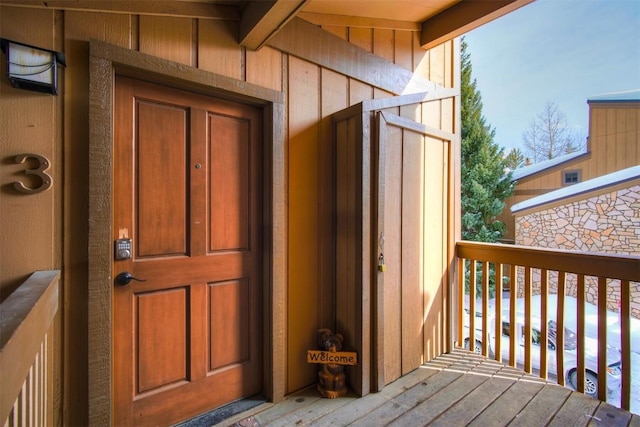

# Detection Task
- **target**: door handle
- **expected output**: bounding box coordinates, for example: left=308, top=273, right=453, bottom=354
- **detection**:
left=115, top=272, right=146, bottom=286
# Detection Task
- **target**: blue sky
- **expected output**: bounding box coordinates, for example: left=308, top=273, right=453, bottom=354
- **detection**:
left=464, top=0, right=640, bottom=152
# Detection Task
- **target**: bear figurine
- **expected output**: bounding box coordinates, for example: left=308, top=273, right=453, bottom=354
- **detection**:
left=317, top=328, right=348, bottom=399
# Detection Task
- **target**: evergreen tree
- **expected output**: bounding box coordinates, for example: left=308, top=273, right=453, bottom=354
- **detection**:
left=461, top=38, right=514, bottom=243
left=504, top=147, right=526, bottom=171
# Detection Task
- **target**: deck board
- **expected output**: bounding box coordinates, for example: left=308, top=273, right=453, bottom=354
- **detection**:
left=507, top=383, right=572, bottom=426
left=351, top=369, right=464, bottom=426
left=589, top=402, right=633, bottom=427
left=387, top=370, right=490, bottom=426
left=468, top=378, right=546, bottom=426
left=428, top=376, right=516, bottom=426
left=546, top=393, right=601, bottom=427
left=216, top=349, right=638, bottom=427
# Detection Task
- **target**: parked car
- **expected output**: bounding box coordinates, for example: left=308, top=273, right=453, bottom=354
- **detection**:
left=463, top=294, right=622, bottom=398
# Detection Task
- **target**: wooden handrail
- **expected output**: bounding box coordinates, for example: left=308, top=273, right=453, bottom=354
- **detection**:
left=457, top=241, right=640, bottom=282
left=0, top=270, right=60, bottom=424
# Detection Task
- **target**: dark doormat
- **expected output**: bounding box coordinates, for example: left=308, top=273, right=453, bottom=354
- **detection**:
left=173, top=396, right=265, bottom=427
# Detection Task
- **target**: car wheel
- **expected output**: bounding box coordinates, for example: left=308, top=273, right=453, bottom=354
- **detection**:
left=464, top=338, right=483, bottom=354
left=568, top=370, right=598, bottom=398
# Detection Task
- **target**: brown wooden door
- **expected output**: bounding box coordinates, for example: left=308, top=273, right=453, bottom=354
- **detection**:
left=113, top=76, right=263, bottom=426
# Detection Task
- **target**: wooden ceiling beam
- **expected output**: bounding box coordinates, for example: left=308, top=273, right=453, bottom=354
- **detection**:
left=297, top=12, right=421, bottom=31
left=420, top=0, right=534, bottom=50
left=267, top=17, right=440, bottom=95
left=239, top=0, right=309, bottom=50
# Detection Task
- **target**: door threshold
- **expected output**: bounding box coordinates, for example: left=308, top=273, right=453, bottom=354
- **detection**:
left=173, top=396, right=266, bottom=427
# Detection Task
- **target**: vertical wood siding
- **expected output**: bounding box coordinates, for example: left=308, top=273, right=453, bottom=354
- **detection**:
left=0, top=6, right=456, bottom=422
left=0, top=6, right=60, bottom=297
left=0, top=7, right=63, bottom=427
left=288, top=55, right=322, bottom=391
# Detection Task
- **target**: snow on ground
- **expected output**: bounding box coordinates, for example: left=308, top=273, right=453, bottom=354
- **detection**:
left=630, top=352, right=639, bottom=414
left=607, top=351, right=639, bottom=415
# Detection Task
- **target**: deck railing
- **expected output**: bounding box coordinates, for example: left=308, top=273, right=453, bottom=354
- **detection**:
left=456, top=241, right=639, bottom=410
left=1, top=270, right=60, bottom=427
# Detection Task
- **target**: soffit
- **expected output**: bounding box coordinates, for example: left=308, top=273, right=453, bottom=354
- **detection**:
left=225, top=0, right=534, bottom=50
left=301, top=0, right=455, bottom=22
left=1, top=0, right=533, bottom=50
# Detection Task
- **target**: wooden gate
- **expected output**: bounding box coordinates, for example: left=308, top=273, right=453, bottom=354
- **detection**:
left=333, top=90, right=457, bottom=395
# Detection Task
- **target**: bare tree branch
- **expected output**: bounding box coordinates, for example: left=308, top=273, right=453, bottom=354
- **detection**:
left=522, top=100, right=586, bottom=162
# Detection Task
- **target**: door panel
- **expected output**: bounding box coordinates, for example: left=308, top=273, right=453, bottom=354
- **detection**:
left=114, top=76, right=263, bottom=426
left=209, top=114, right=250, bottom=252
left=137, top=288, right=188, bottom=393
left=209, top=279, right=250, bottom=369
left=136, top=101, right=188, bottom=258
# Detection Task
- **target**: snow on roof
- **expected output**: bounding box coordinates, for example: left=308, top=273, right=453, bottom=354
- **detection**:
left=510, top=150, right=587, bottom=181
left=511, top=165, right=640, bottom=214
left=588, top=89, right=640, bottom=103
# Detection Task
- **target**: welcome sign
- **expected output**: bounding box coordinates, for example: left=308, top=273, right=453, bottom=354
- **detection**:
left=307, top=350, right=358, bottom=365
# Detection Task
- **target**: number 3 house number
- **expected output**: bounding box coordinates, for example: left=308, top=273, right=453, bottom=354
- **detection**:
left=13, top=153, right=53, bottom=194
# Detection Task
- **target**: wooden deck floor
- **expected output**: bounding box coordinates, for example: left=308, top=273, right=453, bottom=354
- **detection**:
left=218, top=349, right=638, bottom=427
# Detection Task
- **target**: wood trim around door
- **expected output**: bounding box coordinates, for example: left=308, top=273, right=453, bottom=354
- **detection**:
left=87, top=40, right=286, bottom=426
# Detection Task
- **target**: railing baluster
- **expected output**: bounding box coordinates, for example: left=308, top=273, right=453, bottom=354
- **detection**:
left=597, top=276, right=607, bottom=402
left=509, top=263, right=517, bottom=368
left=457, top=257, right=464, bottom=347
left=621, top=279, right=631, bottom=411
left=524, top=267, right=532, bottom=374
left=494, top=263, right=503, bottom=363
left=482, top=261, right=489, bottom=357
left=29, top=364, right=34, bottom=425
left=556, top=271, right=566, bottom=387
left=469, top=260, right=477, bottom=353
left=35, top=351, right=40, bottom=426
left=576, top=274, right=586, bottom=394
left=540, top=269, right=548, bottom=380
left=20, top=382, right=26, bottom=426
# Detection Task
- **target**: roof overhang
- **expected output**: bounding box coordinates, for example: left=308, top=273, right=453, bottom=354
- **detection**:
left=242, top=0, right=535, bottom=50
left=419, top=0, right=535, bottom=50
left=0, top=0, right=536, bottom=51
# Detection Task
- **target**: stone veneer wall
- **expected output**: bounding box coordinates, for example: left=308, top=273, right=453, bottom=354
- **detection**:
left=514, top=184, right=640, bottom=318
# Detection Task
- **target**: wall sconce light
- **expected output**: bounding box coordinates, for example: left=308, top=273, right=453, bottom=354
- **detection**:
left=0, top=38, right=66, bottom=95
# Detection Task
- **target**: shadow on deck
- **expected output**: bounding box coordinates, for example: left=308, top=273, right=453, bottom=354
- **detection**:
left=217, top=349, right=638, bottom=426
